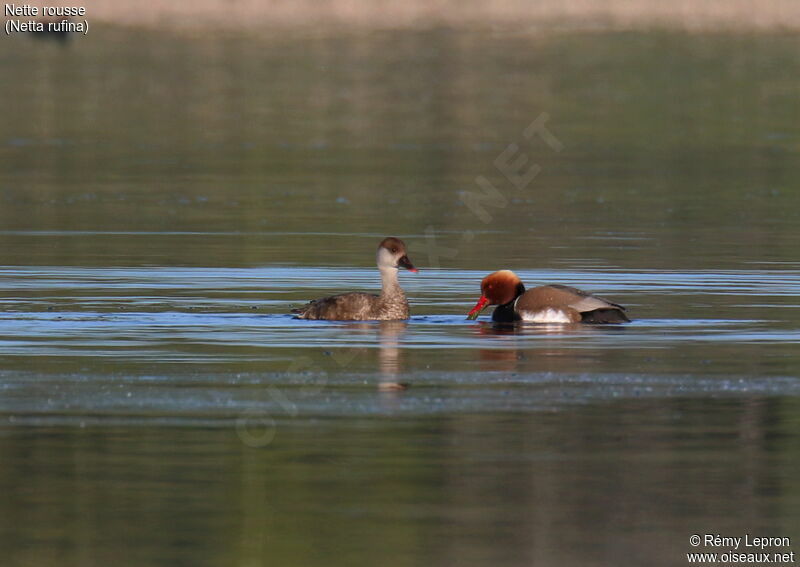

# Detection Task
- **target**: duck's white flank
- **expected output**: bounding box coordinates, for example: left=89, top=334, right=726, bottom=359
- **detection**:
left=519, top=308, right=575, bottom=323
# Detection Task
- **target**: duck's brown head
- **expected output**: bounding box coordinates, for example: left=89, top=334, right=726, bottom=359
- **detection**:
left=377, top=237, right=417, bottom=272
left=467, top=270, right=525, bottom=320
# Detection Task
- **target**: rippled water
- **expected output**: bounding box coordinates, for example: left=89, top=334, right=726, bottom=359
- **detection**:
left=2, top=262, right=799, bottom=425
left=2, top=25, right=800, bottom=567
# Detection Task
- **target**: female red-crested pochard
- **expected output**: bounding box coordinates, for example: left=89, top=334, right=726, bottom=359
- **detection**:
left=292, top=237, right=417, bottom=321
left=467, top=270, right=630, bottom=324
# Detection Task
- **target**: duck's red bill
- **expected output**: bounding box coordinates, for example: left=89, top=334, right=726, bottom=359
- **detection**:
left=467, top=296, right=489, bottom=320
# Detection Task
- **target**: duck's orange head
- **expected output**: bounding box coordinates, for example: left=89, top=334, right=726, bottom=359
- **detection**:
left=467, top=270, right=525, bottom=320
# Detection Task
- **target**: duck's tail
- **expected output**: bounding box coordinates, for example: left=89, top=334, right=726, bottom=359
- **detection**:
left=290, top=304, right=311, bottom=318
left=580, top=308, right=631, bottom=324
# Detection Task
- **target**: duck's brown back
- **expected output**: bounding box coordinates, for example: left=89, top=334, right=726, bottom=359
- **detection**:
left=292, top=292, right=409, bottom=321
left=513, top=284, right=629, bottom=323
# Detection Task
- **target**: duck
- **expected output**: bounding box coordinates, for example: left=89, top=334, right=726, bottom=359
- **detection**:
left=292, top=237, right=417, bottom=321
left=467, top=270, right=630, bottom=323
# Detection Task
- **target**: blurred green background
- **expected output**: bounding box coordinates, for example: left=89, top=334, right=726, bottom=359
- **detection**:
left=2, top=27, right=799, bottom=269
left=2, top=6, right=800, bottom=567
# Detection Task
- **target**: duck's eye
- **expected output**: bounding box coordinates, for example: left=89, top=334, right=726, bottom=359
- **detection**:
left=390, top=247, right=398, bottom=253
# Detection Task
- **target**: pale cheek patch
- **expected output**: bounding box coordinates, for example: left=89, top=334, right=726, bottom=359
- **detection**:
left=520, top=308, right=575, bottom=323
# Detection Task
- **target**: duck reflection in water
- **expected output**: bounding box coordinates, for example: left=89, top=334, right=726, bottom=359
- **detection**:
left=472, top=321, right=627, bottom=373
left=334, top=321, right=409, bottom=393
left=376, top=321, right=409, bottom=394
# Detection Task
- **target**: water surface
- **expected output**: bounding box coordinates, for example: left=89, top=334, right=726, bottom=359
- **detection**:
left=1, top=26, right=800, bottom=567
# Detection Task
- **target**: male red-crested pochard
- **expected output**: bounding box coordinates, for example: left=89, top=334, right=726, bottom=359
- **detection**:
left=467, top=270, right=630, bottom=324
left=292, top=237, right=417, bottom=321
